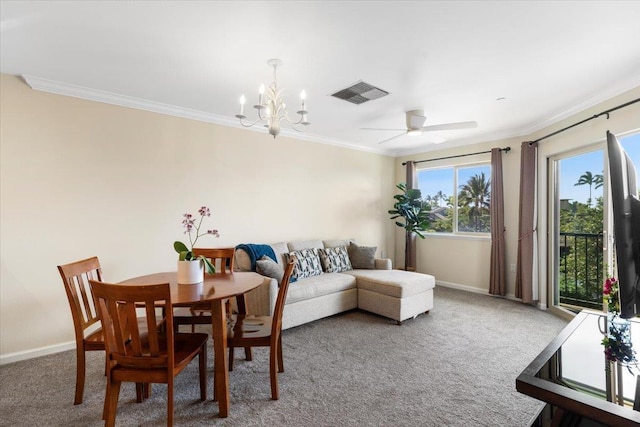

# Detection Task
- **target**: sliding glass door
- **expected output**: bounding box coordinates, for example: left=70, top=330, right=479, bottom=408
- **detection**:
left=550, top=146, right=608, bottom=313
left=549, top=132, right=640, bottom=315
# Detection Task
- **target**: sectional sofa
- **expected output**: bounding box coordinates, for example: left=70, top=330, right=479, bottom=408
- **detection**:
left=234, top=239, right=435, bottom=328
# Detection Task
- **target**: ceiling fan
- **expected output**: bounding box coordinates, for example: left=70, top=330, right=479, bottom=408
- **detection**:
left=362, top=110, right=478, bottom=144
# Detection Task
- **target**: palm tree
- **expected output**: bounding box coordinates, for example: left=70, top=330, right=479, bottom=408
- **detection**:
left=435, top=190, right=447, bottom=207
left=458, top=172, right=491, bottom=232
left=575, top=171, right=603, bottom=206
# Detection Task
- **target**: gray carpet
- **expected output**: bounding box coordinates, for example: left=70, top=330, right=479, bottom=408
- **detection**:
left=0, top=286, right=568, bottom=426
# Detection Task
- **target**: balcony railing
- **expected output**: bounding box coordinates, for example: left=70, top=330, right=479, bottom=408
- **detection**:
left=558, top=232, right=603, bottom=310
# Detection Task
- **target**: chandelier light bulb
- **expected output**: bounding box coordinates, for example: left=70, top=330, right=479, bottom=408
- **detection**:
left=239, top=94, right=246, bottom=116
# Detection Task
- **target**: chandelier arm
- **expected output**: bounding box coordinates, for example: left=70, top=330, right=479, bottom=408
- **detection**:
left=238, top=117, right=265, bottom=128
left=280, top=116, right=308, bottom=132
left=285, top=114, right=310, bottom=127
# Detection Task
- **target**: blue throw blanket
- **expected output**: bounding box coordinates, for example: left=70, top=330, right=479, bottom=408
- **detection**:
left=235, top=243, right=277, bottom=271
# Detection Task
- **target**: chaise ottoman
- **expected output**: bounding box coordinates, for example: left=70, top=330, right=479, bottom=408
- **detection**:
left=346, top=269, right=435, bottom=324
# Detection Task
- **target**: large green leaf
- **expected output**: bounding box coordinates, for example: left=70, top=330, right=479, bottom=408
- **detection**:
left=174, top=241, right=189, bottom=253
left=389, top=181, right=430, bottom=238
left=198, top=255, right=216, bottom=274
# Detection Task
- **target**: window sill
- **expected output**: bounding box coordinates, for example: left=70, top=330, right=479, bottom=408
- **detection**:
left=423, top=233, right=491, bottom=242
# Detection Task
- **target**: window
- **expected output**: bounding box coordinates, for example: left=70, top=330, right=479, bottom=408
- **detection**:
left=417, top=163, right=491, bottom=234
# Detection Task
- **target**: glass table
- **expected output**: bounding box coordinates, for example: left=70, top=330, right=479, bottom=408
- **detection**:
left=516, top=310, right=640, bottom=426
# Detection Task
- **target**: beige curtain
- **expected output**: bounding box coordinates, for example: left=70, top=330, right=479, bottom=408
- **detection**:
left=405, top=161, right=417, bottom=271
left=516, top=141, right=539, bottom=304
left=489, top=148, right=506, bottom=296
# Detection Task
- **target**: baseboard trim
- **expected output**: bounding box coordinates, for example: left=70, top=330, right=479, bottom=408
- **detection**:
left=436, top=281, right=529, bottom=306
left=0, top=341, right=75, bottom=365
left=436, top=280, right=494, bottom=296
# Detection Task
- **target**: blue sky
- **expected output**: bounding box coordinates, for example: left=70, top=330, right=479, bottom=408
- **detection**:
left=417, top=133, right=640, bottom=205
left=560, top=133, right=640, bottom=204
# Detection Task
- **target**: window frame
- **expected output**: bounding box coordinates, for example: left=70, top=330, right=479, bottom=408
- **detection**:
left=416, top=160, right=492, bottom=237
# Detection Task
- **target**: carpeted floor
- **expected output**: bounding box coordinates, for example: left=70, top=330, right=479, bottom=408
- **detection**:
left=0, top=286, right=568, bottom=426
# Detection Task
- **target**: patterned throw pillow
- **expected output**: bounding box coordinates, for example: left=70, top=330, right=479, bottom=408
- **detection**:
left=286, top=248, right=323, bottom=280
left=347, top=242, right=377, bottom=269
left=318, top=246, right=352, bottom=273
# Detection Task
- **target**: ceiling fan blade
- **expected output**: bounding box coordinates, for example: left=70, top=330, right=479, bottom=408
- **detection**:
left=421, top=121, right=478, bottom=132
left=378, top=132, right=407, bottom=145
left=361, top=128, right=407, bottom=131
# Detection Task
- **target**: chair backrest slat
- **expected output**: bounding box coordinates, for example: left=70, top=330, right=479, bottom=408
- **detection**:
left=90, top=280, right=172, bottom=369
left=271, top=258, right=295, bottom=337
left=192, top=248, right=235, bottom=274
left=57, top=257, right=103, bottom=336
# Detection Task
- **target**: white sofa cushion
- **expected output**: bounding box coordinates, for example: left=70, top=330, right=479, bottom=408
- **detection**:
left=322, top=238, right=355, bottom=248
left=286, top=272, right=357, bottom=304
left=270, top=242, right=289, bottom=266
left=287, top=240, right=324, bottom=252
left=345, top=270, right=435, bottom=298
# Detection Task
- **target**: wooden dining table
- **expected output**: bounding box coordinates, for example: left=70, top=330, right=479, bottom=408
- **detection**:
left=118, top=271, right=264, bottom=418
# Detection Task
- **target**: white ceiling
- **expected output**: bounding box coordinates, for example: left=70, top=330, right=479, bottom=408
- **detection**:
left=2, top=1, right=640, bottom=156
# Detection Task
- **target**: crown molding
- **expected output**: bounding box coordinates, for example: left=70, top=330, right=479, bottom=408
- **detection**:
left=21, top=75, right=391, bottom=157
left=21, top=74, right=640, bottom=159
left=518, top=73, right=640, bottom=137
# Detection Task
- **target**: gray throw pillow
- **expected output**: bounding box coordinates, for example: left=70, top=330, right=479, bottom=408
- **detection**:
left=348, top=242, right=376, bottom=269
left=256, top=255, right=284, bottom=283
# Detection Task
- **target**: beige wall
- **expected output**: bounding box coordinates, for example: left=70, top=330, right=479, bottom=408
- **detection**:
left=396, top=86, right=640, bottom=303
left=0, top=74, right=396, bottom=359
left=2, top=71, right=639, bottom=360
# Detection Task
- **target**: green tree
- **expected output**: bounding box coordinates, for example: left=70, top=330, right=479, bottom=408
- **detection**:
left=458, top=172, right=491, bottom=232
left=574, top=171, right=603, bottom=206
left=434, top=190, right=447, bottom=207
left=558, top=197, right=604, bottom=309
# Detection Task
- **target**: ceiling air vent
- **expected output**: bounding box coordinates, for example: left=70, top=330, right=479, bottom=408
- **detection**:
left=331, top=81, right=389, bottom=105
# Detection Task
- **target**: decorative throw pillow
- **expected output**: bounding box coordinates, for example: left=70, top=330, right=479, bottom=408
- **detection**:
left=285, top=248, right=323, bottom=280
left=318, top=246, right=352, bottom=273
left=256, top=255, right=284, bottom=284
left=347, top=242, right=377, bottom=269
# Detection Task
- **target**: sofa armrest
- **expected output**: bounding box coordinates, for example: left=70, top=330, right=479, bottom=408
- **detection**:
left=374, top=258, right=392, bottom=270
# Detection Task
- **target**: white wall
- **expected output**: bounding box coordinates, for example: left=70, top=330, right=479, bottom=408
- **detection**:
left=0, top=74, right=396, bottom=360
left=396, top=86, right=640, bottom=301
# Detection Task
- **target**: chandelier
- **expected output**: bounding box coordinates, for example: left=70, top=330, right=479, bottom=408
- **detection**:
left=236, top=58, right=310, bottom=138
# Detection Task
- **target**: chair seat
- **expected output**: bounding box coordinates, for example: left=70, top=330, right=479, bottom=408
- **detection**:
left=84, top=328, right=106, bottom=351
left=113, top=332, right=209, bottom=378
left=225, top=258, right=295, bottom=401
left=228, top=314, right=272, bottom=342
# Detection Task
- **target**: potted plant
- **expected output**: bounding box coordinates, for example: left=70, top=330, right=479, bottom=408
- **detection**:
left=388, top=182, right=430, bottom=271
left=174, top=206, right=219, bottom=284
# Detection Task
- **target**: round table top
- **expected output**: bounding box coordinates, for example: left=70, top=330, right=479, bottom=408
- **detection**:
left=118, top=271, right=264, bottom=305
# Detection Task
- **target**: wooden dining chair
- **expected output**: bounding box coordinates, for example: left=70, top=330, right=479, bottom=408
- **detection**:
left=57, top=256, right=107, bottom=405
left=90, top=280, right=208, bottom=427
left=227, top=257, right=295, bottom=400
left=173, top=247, right=236, bottom=332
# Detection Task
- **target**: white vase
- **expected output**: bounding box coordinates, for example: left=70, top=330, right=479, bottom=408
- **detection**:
left=177, top=260, right=204, bottom=284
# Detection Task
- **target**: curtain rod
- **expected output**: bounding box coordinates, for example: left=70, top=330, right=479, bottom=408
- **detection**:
left=528, top=97, right=640, bottom=145
left=402, top=146, right=510, bottom=166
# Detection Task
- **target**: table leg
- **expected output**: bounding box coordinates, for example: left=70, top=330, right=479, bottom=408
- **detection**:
left=211, top=299, right=229, bottom=418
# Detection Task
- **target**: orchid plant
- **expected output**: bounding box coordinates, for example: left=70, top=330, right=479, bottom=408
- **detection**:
left=174, top=206, right=219, bottom=274
left=601, top=275, right=638, bottom=370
